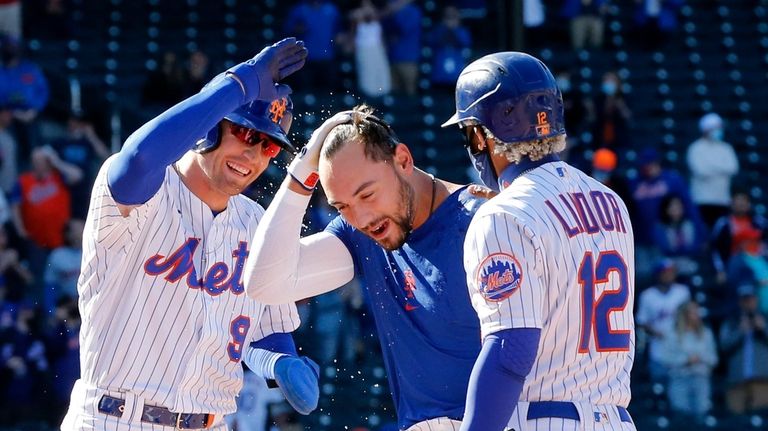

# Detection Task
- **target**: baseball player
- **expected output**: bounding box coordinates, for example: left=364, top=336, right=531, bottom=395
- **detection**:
left=442, top=52, right=636, bottom=431
left=61, top=39, right=321, bottom=431
left=243, top=105, right=487, bottom=430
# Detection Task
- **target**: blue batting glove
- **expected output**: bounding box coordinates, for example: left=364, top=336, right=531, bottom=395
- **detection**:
left=227, top=38, right=308, bottom=102
left=274, top=356, right=320, bottom=415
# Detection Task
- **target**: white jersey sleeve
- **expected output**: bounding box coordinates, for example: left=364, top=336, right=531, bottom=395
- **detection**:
left=464, top=211, right=546, bottom=336
left=249, top=303, right=301, bottom=341
left=245, top=183, right=355, bottom=304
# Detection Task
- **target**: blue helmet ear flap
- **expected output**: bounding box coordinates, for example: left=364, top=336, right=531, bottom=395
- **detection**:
left=193, top=124, right=221, bottom=154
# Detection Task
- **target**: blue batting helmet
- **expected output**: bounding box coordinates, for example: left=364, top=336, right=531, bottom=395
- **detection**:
left=194, top=95, right=295, bottom=154
left=441, top=52, right=565, bottom=144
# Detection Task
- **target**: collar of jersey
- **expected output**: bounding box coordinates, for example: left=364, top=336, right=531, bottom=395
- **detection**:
left=406, top=184, right=469, bottom=243
left=497, top=154, right=560, bottom=190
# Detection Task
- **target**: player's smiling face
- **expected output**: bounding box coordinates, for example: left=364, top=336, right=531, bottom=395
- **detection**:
left=321, top=141, right=415, bottom=251
left=201, top=122, right=277, bottom=195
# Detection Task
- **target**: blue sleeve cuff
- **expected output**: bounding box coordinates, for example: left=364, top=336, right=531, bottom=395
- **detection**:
left=250, top=332, right=298, bottom=356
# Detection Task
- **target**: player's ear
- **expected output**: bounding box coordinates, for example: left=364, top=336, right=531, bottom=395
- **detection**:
left=392, top=143, right=413, bottom=174
left=472, top=127, right=489, bottom=153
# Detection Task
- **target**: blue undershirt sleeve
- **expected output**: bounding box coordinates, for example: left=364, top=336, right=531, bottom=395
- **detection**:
left=459, top=328, right=541, bottom=431
left=250, top=332, right=298, bottom=356
left=107, top=75, right=245, bottom=205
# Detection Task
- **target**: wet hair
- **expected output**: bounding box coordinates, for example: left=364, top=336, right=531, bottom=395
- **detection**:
left=321, top=104, right=400, bottom=163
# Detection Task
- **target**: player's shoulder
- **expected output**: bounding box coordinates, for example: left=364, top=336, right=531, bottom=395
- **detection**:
left=232, top=193, right=266, bottom=216
left=96, top=153, right=119, bottom=177
left=453, top=185, right=488, bottom=215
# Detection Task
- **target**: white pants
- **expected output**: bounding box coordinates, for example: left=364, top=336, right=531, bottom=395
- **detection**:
left=61, top=379, right=228, bottom=431
left=505, top=402, right=636, bottom=431
left=405, top=417, right=462, bottom=431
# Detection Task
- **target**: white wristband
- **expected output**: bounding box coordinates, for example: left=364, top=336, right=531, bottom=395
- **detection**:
left=287, top=157, right=320, bottom=190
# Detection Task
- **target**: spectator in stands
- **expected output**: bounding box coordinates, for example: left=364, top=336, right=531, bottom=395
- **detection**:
left=727, top=229, right=768, bottom=315
left=560, top=0, right=608, bottom=50
left=0, top=1, right=21, bottom=39
left=719, top=284, right=768, bottom=414
left=34, top=0, right=72, bottom=40
left=283, top=0, right=341, bottom=92
left=50, top=110, right=110, bottom=218
left=687, top=112, right=739, bottom=230
left=10, top=146, right=81, bottom=300
left=593, top=71, right=632, bottom=150
left=654, top=194, right=705, bottom=277
left=44, top=295, right=79, bottom=424
left=633, top=0, right=683, bottom=50
left=0, top=300, right=48, bottom=423
left=630, top=148, right=703, bottom=279
left=659, top=301, right=717, bottom=420
left=0, top=34, right=49, bottom=153
left=0, top=186, right=8, bottom=227
left=43, top=218, right=83, bottom=314
left=590, top=148, right=634, bottom=218
left=636, top=259, right=691, bottom=384
left=383, top=0, right=421, bottom=96
left=557, top=70, right=595, bottom=146
left=425, top=5, right=471, bottom=93
left=350, top=0, right=391, bottom=98
left=712, top=190, right=768, bottom=284
left=0, top=104, right=17, bottom=193
left=141, top=51, right=185, bottom=111
left=0, top=224, right=32, bottom=302
left=181, top=50, right=212, bottom=97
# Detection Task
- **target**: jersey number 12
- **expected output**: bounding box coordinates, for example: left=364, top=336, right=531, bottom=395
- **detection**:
left=577, top=251, right=631, bottom=353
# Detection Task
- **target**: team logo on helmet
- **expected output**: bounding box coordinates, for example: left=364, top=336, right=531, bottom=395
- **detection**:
left=269, top=98, right=288, bottom=124
left=476, top=253, right=522, bottom=302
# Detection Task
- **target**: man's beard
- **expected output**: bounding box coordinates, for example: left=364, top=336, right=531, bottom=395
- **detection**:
left=376, top=172, right=415, bottom=251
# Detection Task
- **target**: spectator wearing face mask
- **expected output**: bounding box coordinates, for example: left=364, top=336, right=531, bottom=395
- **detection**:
left=686, top=112, right=740, bottom=229
left=593, top=71, right=632, bottom=150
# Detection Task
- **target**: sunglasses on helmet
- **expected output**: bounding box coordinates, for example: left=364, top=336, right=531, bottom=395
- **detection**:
left=229, top=123, right=282, bottom=158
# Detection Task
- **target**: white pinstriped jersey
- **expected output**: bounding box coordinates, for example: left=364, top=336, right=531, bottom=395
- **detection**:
left=73, top=155, right=299, bottom=414
left=463, top=160, right=635, bottom=407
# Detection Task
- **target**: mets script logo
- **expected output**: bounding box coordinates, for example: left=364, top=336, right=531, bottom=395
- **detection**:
left=403, top=269, right=419, bottom=311
left=476, top=253, right=523, bottom=302
left=268, top=98, right=288, bottom=123
left=143, top=238, right=249, bottom=296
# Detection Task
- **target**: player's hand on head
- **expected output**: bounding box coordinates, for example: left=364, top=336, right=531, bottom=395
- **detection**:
left=274, top=355, right=320, bottom=415
left=227, top=37, right=308, bottom=102
left=288, top=111, right=353, bottom=190
left=468, top=184, right=498, bottom=200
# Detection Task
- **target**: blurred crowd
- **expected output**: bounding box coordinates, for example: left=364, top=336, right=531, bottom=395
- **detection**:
left=0, top=0, right=766, bottom=430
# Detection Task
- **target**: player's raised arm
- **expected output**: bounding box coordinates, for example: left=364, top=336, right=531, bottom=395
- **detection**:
left=107, top=38, right=307, bottom=214
left=244, top=112, right=356, bottom=304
